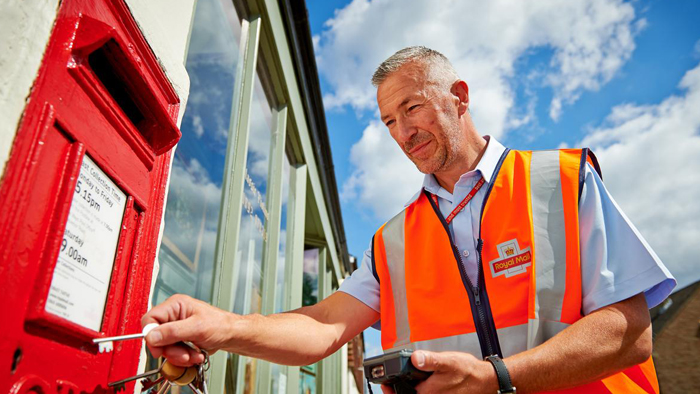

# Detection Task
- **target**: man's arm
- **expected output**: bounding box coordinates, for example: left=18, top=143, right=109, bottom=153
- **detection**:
left=142, top=291, right=379, bottom=367
left=504, top=292, right=652, bottom=391
left=404, top=293, right=651, bottom=393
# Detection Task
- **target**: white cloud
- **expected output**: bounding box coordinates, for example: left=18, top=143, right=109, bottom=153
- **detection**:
left=247, top=75, right=275, bottom=182
left=342, top=121, right=425, bottom=221
left=162, top=157, right=223, bottom=300
left=192, top=114, right=204, bottom=138
left=319, top=0, right=644, bottom=219
left=316, top=0, right=642, bottom=130
left=579, top=62, right=700, bottom=289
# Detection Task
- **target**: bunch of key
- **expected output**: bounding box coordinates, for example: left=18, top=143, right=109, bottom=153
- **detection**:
left=93, top=324, right=210, bottom=394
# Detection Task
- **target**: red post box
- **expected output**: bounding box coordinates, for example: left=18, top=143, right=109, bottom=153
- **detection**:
left=0, top=0, right=181, bottom=392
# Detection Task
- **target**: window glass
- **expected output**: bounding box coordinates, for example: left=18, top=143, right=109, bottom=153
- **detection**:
left=298, top=248, right=320, bottom=392
left=234, top=70, right=275, bottom=394
left=302, top=248, right=319, bottom=306
left=150, top=1, right=241, bottom=391
left=275, top=156, right=291, bottom=313
left=153, top=0, right=241, bottom=306
left=270, top=155, right=291, bottom=392
left=300, top=364, right=317, bottom=394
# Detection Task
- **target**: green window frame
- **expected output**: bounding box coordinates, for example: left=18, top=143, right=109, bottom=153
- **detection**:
left=174, top=0, right=350, bottom=392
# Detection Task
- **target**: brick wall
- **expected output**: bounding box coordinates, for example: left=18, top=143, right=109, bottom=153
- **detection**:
left=652, top=284, right=700, bottom=393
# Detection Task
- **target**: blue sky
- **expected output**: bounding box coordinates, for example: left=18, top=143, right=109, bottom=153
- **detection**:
left=306, top=0, right=700, bottom=369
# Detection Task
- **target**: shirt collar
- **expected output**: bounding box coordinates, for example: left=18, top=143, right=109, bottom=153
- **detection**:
left=472, top=135, right=506, bottom=184
left=404, top=136, right=507, bottom=207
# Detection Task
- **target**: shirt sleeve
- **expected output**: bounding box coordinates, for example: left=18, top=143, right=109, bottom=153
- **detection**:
left=579, top=163, right=676, bottom=315
left=338, top=240, right=381, bottom=314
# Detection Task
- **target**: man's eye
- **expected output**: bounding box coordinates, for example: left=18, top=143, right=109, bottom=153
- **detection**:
left=385, top=120, right=395, bottom=127
left=408, top=104, right=419, bottom=112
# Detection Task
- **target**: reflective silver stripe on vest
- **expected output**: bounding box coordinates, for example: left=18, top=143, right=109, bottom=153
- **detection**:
left=527, top=150, right=567, bottom=349
left=386, top=320, right=569, bottom=357
left=498, top=320, right=570, bottom=357
left=383, top=210, right=411, bottom=348
left=387, top=331, right=481, bottom=355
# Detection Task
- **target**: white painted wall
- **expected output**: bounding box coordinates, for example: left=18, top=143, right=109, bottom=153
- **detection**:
left=123, top=0, right=196, bottom=124
left=0, top=0, right=60, bottom=179
left=0, top=0, right=196, bottom=178
left=137, top=0, right=197, bottom=65
left=348, top=370, right=362, bottom=394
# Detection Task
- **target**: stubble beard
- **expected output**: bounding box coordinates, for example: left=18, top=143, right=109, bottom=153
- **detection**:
left=411, top=128, right=462, bottom=175
left=412, top=145, right=447, bottom=174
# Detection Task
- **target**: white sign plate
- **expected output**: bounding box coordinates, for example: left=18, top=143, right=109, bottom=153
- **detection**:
left=45, top=155, right=127, bottom=331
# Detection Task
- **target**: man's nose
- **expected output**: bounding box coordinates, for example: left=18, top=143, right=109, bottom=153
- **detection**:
left=394, top=116, right=417, bottom=144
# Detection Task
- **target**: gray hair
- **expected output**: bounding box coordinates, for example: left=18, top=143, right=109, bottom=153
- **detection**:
left=371, top=46, right=459, bottom=88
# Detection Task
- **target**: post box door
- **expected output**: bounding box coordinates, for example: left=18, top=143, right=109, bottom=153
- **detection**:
left=0, top=0, right=181, bottom=392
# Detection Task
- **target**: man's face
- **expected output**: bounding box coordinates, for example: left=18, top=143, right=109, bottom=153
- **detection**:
left=377, top=64, right=463, bottom=174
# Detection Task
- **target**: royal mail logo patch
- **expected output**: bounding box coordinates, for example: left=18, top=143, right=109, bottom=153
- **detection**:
left=489, top=239, right=532, bottom=278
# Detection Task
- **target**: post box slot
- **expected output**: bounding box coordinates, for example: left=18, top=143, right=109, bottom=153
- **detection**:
left=88, top=43, right=145, bottom=129
left=87, top=40, right=152, bottom=145
left=65, top=13, right=181, bottom=163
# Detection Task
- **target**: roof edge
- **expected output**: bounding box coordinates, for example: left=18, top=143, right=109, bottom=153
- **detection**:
left=280, top=0, right=352, bottom=275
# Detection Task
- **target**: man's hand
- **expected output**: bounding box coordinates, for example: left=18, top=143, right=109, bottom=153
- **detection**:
left=380, top=350, right=498, bottom=394
left=141, top=294, right=236, bottom=366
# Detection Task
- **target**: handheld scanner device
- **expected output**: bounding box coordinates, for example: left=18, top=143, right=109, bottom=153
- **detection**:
left=363, top=349, right=432, bottom=393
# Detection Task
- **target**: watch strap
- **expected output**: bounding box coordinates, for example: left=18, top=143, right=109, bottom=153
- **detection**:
left=485, top=355, right=516, bottom=394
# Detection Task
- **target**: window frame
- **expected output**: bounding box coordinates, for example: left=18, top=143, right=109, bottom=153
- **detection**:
left=185, top=0, right=349, bottom=392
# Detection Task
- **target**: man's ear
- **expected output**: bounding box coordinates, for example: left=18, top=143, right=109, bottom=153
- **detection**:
left=451, top=80, right=470, bottom=116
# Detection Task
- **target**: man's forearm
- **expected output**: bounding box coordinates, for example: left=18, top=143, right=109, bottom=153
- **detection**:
left=223, top=308, right=343, bottom=366
left=220, top=292, right=379, bottom=366
left=143, top=291, right=379, bottom=367
left=504, top=293, right=652, bottom=392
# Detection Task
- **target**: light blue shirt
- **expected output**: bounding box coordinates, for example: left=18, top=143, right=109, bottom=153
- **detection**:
left=339, top=136, right=676, bottom=327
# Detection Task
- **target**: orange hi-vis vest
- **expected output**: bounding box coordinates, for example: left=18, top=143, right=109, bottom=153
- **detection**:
left=372, top=149, right=659, bottom=393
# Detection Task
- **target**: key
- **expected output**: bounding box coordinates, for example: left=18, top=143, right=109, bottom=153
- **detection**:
left=186, top=350, right=209, bottom=394
left=108, top=362, right=164, bottom=388
left=156, top=381, right=171, bottom=394
left=161, top=362, right=198, bottom=386
left=93, top=323, right=159, bottom=353
left=188, top=383, right=204, bottom=394
left=190, top=363, right=207, bottom=394
left=140, top=376, right=165, bottom=392
left=199, top=349, right=210, bottom=394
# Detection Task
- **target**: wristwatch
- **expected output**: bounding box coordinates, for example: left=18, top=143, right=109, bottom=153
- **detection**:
left=484, top=355, right=516, bottom=394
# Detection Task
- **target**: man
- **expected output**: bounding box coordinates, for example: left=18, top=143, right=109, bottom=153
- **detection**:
left=143, top=47, right=675, bottom=393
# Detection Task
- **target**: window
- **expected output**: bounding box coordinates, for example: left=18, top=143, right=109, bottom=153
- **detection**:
left=149, top=0, right=350, bottom=392
left=275, top=156, right=291, bottom=313
left=270, top=154, right=291, bottom=393
left=302, top=248, right=320, bottom=307
left=299, top=248, right=321, bottom=393
left=153, top=0, right=242, bottom=306
left=233, top=69, right=276, bottom=394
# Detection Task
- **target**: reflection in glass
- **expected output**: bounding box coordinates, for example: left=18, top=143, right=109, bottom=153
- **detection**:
left=275, top=156, right=291, bottom=313
left=303, top=248, right=319, bottom=307
left=151, top=1, right=242, bottom=392
left=270, top=155, right=291, bottom=393
left=234, top=70, right=275, bottom=394
left=154, top=0, right=241, bottom=305
left=299, top=248, right=320, bottom=392
left=300, top=363, right=317, bottom=394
